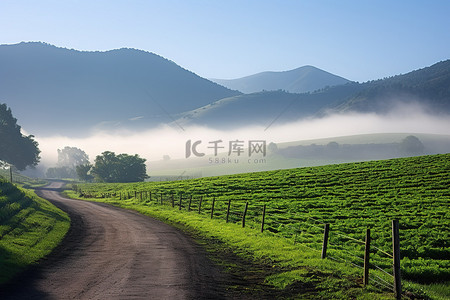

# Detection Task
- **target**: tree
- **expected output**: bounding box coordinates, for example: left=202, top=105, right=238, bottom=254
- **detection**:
left=326, top=141, right=339, bottom=151
left=91, top=151, right=148, bottom=183
left=46, top=166, right=76, bottom=179
left=399, top=135, right=425, bottom=156
left=76, top=163, right=94, bottom=182
left=45, top=146, right=90, bottom=179
left=267, top=142, right=278, bottom=154
left=0, top=103, right=40, bottom=170
left=57, top=146, right=89, bottom=169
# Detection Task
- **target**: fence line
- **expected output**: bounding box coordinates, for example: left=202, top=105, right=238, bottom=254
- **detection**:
left=74, top=186, right=400, bottom=293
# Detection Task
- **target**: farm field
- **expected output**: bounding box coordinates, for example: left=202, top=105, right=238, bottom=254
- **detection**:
left=0, top=178, right=70, bottom=284
left=72, top=153, right=450, bottom=298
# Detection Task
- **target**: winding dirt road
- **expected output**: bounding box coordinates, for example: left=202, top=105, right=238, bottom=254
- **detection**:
left=2, top=182, right=226, bottom=299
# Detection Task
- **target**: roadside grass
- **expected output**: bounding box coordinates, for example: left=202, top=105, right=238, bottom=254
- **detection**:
left=0, top=169, right=48, bottom=188
left=67, top=154, right=450, bottom=299
left=65, top=191, right=395, bottom=299
left=404, top=282, right=450, bottom=300
left=0, top=180, right=70, bottom=284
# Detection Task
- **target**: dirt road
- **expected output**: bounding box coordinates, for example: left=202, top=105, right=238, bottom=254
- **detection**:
left=2, top=182, right=226, bottom=299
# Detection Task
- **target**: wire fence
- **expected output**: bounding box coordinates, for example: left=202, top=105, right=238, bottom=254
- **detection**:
left=73, top=187, right=401, bottom=295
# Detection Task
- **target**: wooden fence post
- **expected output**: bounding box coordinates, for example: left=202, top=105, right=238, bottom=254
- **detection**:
left=261, top=204, right=266, bottom=233
left=140, top=191, right=143, bottom=201
left=210, top=197, right=215, bottom=219
left=392, top=220, right=402, bottom=299
left=242, top=202, right=249, bottom=228
left=149, top=191, right=152, bottom=202
left=160, top=193, right=163, bottom=205
left=188, top=195, right=192, bottom=211
left=198, top=196, right=203, bottom=214
left=179, top=193, right=183, bottom=210
left=363, top=228, right=371, bottom=286
left=226, top=199, right=231, bottom=223
left=171, top=193, right=174, bottom=208
left=321, top=223, right=330, bottom=259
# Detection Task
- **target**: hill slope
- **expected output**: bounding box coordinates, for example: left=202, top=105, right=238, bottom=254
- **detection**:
left=211, top=65, right=351, bottom=94
left=0, top=42, right=240, bottom=136
left=176, top=83, right=362, bottom=128
left=334, top=59, right=450, bottom=113
left=179, top=60, right=450, bottom=129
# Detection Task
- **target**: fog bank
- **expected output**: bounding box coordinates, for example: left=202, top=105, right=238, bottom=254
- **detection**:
left=36, top=108, right=450, bottom=167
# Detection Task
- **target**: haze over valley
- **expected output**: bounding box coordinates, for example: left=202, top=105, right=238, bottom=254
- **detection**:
left=1, top=42, right=449, bottom=177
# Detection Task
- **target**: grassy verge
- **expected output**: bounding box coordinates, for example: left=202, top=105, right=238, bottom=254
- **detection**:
left=0, top=169, right=48, bottom=188
left=65, top=190, right=398, bottom=299
left=67, top=154, right=450, bottom=299
left=0, top=180, right=70, bottom=284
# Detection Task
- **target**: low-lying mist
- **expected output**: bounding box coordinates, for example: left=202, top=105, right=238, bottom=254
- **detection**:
left=35, top=106, right=450, bottom=169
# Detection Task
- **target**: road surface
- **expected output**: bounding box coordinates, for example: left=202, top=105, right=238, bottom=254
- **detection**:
left=1, top=182, right=226, bottom=299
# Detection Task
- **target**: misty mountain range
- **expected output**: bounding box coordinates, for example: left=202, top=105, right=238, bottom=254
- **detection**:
left=0, top=42, right=449, bottom=136
left=0, top=42, right=239, bottom=135
left=178, top=60, right=450, bottom=128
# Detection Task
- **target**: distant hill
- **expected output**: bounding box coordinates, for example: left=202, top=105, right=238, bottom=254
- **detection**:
left=1, top=42, right=448, bottom=136
left=179, top=60, right=450, bottom=129
left=0, top=42, right=240, bottom=136
left=210, top=66, right=351, bottom=94
left=176, top=83, right=362, bottom=128
left=334, top=60, right=450, bottom=113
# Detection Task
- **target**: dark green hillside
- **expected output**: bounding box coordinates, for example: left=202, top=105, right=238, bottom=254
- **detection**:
left=181, top=60, right=450, bottom=129
left=76, top=154, right=450, bottom=284
left=336, top=60, right=450, bottom=113
left=0, top=42, right=240, bottom=136
left=177, top=83, right=363, bottom=128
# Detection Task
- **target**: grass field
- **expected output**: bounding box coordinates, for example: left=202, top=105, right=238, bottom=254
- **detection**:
left=70, top=153, right=450, bottom=299
left=0, top=168, right=48, bottom=188
left=0, top=178, right=70, bottom=284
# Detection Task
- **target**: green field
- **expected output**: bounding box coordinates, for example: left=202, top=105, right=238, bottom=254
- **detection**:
left=0, top=178, right=70, bottom=284
left=71, top=154, right=450, bottom=299
left=0, top=168, right=48, bottom=188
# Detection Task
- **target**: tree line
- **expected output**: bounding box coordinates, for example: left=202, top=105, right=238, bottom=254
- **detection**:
left=1, top=103, right=148, bottom=182
left=48, top=147, right=148, bottom=183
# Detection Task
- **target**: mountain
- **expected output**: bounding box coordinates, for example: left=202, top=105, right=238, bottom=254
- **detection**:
left=1, top=42, right=448, bottom=136
left=177, top=60, right=450, bottom=129
left=210, top=66, right=351, bottom=94
left=334, top=60, right=450, bottom=113
left=0, top=42, right=240, bottom=136
left=176, top=83, right=362, bottom=128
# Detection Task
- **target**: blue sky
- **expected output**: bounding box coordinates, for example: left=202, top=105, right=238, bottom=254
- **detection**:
left=1, top=0, right=449, bottom=82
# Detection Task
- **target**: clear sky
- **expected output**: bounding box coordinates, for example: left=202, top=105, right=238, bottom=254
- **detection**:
left=1, top=0, right=449, bottom=82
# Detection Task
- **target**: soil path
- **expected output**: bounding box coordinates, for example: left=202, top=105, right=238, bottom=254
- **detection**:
left=1, top=182, right=226, bottom=299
